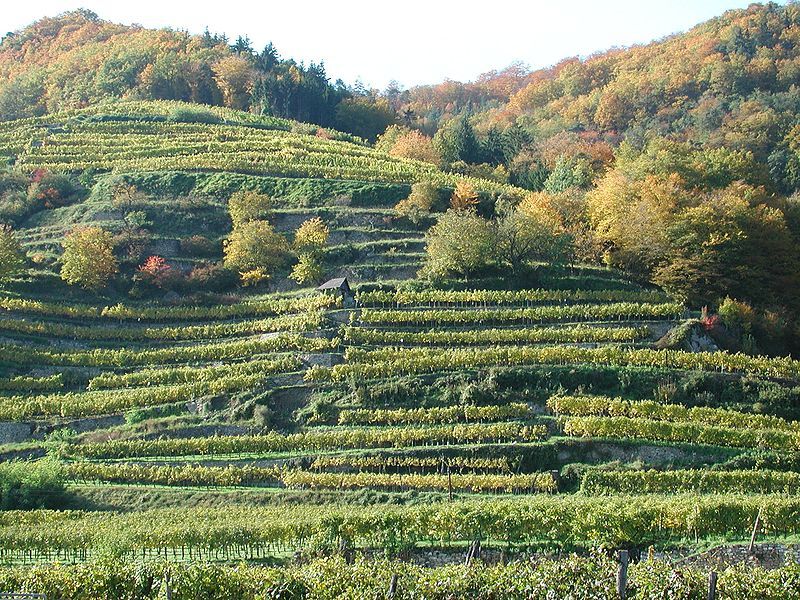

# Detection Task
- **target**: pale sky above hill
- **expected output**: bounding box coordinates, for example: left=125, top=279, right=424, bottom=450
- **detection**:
left=2, top=0, right=789, bottom=90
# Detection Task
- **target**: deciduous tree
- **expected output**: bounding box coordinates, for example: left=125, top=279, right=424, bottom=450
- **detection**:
left=212, top=55, right=254, bottom=110
left=60, top=226, right=118, bottom=291
left=395, top=181, right=438, bottom=223
left=420, top=209, right=494, bottom=280
left=228, top=190, right=272, bottom=227
left=223, top=220, right=290, bottom=280
left=450, top=180, right=479, bottom=210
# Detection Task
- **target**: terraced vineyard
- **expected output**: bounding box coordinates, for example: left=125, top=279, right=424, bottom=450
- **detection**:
left=0, top=101, right=517, bottom=195
left=1, top=100, right=800, bottom=597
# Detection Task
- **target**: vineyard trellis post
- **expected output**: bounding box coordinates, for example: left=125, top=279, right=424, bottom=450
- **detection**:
left=707, top=571, right=717, bottom=600
left=387, top=573, right=398, bottom=599
left=617, top=550, right=629, bottom=599
left=748, top=508, right=762, bottom=554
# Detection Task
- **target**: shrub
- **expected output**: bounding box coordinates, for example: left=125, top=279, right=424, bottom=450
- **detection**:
left=0, top=189, right=36, bottom=224
left=289, top=254, right=323, bottom=285
left=185, top=263, right=238, bottom=292
left=0, top=225, right=26, bottom=285
left=0, top=459, right=66, bottom=510
left=718, top=297, right=756, bottom=333
left=395, top=180, right=437, bottom=223
left=240, top=268, right=270, bottom=287
left=27, top=170, right=78, bottom=209
left=0, top=171, right=33, bottom=224
left=180, top=235, right=218, bottom=257
left=136, top=255, right=181, bottom=290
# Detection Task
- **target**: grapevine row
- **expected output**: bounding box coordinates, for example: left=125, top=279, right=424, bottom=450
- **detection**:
left=310, top=454, right=512, bottom=473
left=3, top=494, right=800, bottom=551
left=0, top=293, right=334, bottom=322
left=548, top=394, right=800, bottom=433
left=0, top=334, right=331, bottom=368
left=280, top=470, right=556, bottom=494
left=68, top=423, right=548, bottom=459
left=0, top=312, right=322, bottom=342
left=68, top=463, right=553, bottom=494
left=343, top=325, right=650, bottom=346
left=563, top=415, right=800, bottom=451
left=581, top=468, right=800, bottom=495
left=0, top=373, right=268, bottom=420
left=355, top=288, right=669, bottom=307
left=356, top=302, right=684, bottom=326
left=0, top=554, right=796, bottom=599
left=338, top=403, right=530, bottom=426
left=307, top=345, right=800, bottom=381
left=86, top=356, right=301, bottom=390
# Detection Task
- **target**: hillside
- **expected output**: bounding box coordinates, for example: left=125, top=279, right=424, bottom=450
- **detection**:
left=0, top=95, right=799, bottom=594
left=398, top=2, right=800, bottom=353
left=0, top=6, right=799, bottom=598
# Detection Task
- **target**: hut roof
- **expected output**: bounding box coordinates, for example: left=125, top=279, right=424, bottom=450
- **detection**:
left=316, top=277, right=350, bottom=291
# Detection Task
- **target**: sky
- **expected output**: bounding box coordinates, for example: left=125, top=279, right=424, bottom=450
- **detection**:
left=1, top=0, right=787, bottom=89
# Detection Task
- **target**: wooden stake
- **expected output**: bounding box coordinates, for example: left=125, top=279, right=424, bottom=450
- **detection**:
left=164, top=570, right=172, bottom=600
left=748, top=508, right=762, bottom=554
left=465, top=540, right=475, bottom=566
left=617, top=550, right=629, bottom=600
left=388, top=573, right=398, bottom=598
left=707, top=571, right=718, bottom=600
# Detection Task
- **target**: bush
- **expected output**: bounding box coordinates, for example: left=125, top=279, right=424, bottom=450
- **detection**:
left=168, top=107, right=222, bottom=124
left=0, top=189, right=36, bottom=224
left=395, top=180, right=438, bottom=223
left=0, top=459, right=66, bottom=510
left=180, top=235, right=219, bottom=257
left=185, top=263, right=238, bottom=292
left=135, top=255, right=182, bottom=291
left=27, top=170, right=79, bottom=209
left=718, top=297, right=756, bottom=333
left=0, top=171, right=33, bottom=224
left=289, top=254, right=323, bottom=285
left=125, top=402, right=186, bottom=425
left=0, top=225, right=26, bottom=285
